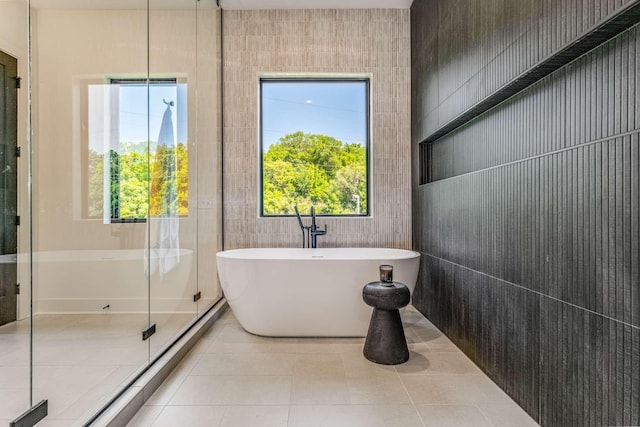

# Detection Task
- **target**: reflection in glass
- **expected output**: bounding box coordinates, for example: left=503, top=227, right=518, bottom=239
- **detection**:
left=86, top=80, right=188, bottom=222
left=20, top=1, right=220, bottom=424
left=0, top=0, right=222, bottom=424
left=0, top=0, right=31, bottom=423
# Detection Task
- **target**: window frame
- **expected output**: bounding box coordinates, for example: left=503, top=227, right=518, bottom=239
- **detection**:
left=107, top=77, right=181, bottom=223
left=258, top=76, right=371, bottom=218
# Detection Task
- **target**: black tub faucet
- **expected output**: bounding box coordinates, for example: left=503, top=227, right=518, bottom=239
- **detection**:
left=309, top=205, right=327, bottom=249
left=294, top=205, right=327, bottom=248
left=294, top=205, right=310, bottom=248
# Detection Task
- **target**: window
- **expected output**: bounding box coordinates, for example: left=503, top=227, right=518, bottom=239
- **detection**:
left=86, top=78, right=188, bottom=222
left=260, top=78, right=370, bottom=217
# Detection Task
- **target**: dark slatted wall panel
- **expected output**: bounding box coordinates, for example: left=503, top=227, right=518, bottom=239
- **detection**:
left=411, top=1, right=640, bottom=426
left=426, top=25, right=640, bottom=182
left=413, top=0, right=638, bottom=144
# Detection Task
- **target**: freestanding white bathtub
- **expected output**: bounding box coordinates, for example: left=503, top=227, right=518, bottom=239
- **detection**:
left=216, top=248, right=421, bottom=337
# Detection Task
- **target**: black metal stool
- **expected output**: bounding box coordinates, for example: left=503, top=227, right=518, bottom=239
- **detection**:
left=362, top=266, right=410, bottom=365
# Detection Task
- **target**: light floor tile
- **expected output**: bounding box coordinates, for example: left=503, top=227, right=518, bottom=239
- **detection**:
left=295, top=342, right=364, bottom=354
left=169, top=375, right=291, bottom=405
left=126, top=405, right=164, bottom=427
left=288, top=404, right=424, bottom=427
left=416, top=404, right=492, bottom=427
left=190, top=352, right=295, bottom=376
left=33, top=387, right=95, bottom=419
left=206, top=340, right=299, bottom=354
left=0, top=319, right=29, bottom=335
left=407, top=341, right=432, bottom=353
left=294, top=353, right=346, bottom=377
left=144, top=379, right=185, bottom=408
left=145, top=356, right=202, bottom=406
left=200, top=318, right=226, bottom=339
left=395, top=351, right=482, bottom=375
left=400, top=306, right=426, bottom=327
left=220, top=405, right=289, bottom=427
left=291, top=375, right=351, bottom=405
left=0, top=366, right=30, bottom=388
left=0, top=341, right=87, bottom=367
left=216, top=324, right=295, bottom=346
left=340, top=351, right=396, bottom=378
left=478, top=403, right=539, bottom=426
left=410, top=327, right=461, bottom=352
left=347, top=374, right=412, bottom=404
left=0, top=313, right=203, bottom=425
left=404, top=328, right=428, bottom=345
left=219, top=310, right=239, bottom=325
left=185, top=337, right=217, bottom=355
left=0, top=343, right=28, bottom=361
left=408, top=323, right=441, bottom=339
left=56, top=365, right=138, bottom=420
left=11, top=307, right=541, bottom=427
left=0, top=388, right=30, bottom=420
left=423, top=341, right=462, bottom=353
left=461, top=375, right=515, bottom=405
left=81, top=344, right=147, bottom=367
left=148, top=406, right=225, bottom=427
left=401, top=374, right=512, bottom=405
left=298, top=337, right=365, bottom=345
left=142, top=309, right=539, bottom=426
left=33, top=365, right=121, bottom=396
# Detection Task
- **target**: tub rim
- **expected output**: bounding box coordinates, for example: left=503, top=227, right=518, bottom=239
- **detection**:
left=216, top=247, right=420, bottom=261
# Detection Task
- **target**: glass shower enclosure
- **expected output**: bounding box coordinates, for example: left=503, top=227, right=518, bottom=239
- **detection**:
left=0, top=0, right=222, bottom=425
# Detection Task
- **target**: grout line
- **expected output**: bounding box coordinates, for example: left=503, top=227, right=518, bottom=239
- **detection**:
left=421, top=252, right=640, bottom=332
left=151, top=352, right=202, bottom=407
left=142, top=405, right=164, bottom=427
left=474, top=404, right=498, bottom=427
left=397, top=373, right=426, bottom=427
left=176, top=309, right=535, bottom=424
left=395, top=323, right=427, bottom=427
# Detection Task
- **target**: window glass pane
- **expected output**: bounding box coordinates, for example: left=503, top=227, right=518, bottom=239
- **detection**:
left=261, top=79, right=368, bottom=216
left=86, top=80, right=188, bottom=222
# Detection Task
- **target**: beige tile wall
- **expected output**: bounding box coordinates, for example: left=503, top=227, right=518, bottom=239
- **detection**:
left=223, top=9, right=411, bottom=249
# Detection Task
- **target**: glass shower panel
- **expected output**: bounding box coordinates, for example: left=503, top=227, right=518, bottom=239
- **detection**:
left=196, top=0, right=223, bottom=316
left=0, top=1, right=30, bottom=423
left=147, top=0, right=199, bottom=357
left=2, top=0, right=222, bottom=423
left=31, top=1, right=151, bottom=423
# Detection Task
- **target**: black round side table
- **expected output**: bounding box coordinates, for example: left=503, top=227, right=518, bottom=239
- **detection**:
left=362, top=280, right=410, bottom=365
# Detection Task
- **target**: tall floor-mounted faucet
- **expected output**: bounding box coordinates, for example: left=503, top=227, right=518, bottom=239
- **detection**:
left=294, top=205, right=327, bottom=248
left=293, top=205, right=310, bottom=248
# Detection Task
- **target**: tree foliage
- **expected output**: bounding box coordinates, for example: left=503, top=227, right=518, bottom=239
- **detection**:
left=263, top=131, right=367, bottom=215
left=87, top=142, right=188, bottom=220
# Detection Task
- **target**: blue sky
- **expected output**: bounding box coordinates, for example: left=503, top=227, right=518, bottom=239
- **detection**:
left=119, top=83, right=188, bottom=145
left=261, top=80, right=367, bottom=149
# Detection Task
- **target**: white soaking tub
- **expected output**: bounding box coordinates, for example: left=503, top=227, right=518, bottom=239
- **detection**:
left=216, top=248, right=420, bottom=337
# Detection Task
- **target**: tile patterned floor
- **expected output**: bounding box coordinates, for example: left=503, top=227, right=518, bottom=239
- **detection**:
left=0, top=313, right=197, bottom=426
left=127, top=307, right=539, bottom=427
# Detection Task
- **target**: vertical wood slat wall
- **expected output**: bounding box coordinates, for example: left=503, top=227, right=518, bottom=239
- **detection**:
left=222, top=9, right=411, bottom=250
left=411, top=0, right=639, bottom=425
